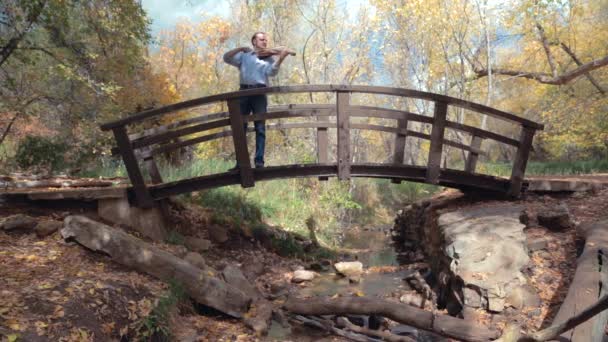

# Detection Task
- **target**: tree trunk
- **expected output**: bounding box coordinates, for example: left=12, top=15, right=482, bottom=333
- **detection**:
left=284, top=296, right=499, bottom=341
left=61, top=215, right=251, bottom=318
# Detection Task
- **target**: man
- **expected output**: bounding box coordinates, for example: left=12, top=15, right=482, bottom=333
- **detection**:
left=223, top=32, right=291, bottom=169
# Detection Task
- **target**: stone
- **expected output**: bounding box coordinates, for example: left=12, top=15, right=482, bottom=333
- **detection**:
left=400, top=293, right=424, bottom=307
left=463, top=286, right=482, bottom=308
left=334, top=261, right=363, bottom=279
left=506, top=285, right=541, bottom=309
left=526, top=236, right=550, bottom=252
left=439, top=204, right=529, bottom=315
left=527, top=308, right=542, bottom=318
left=221, top=264, right=259, bottom=299
left=184, top=237, right=211, bottom=253
left=208, top=224, right=228, bottom=243
left=173, top=245, right=189, bottom=258
left=34, top=220, right=63, bottom=238
left=488, top=296, right=505, bottom=313
left=0, top=214, right=37, bottom=231
left=292, top=270, right=316, bottom=283
left=391, top=325, right=419, bottom=338
left=184, top=252, right=207, bottom=270
left=460, top=306, right=479, bottom=321
left=97, top=197, right=167, bottom=241
left=537, top=203, right=572, bottom=231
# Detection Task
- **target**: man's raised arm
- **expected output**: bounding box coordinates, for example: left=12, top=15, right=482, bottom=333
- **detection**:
left=223, top=47, right=252, bottom=66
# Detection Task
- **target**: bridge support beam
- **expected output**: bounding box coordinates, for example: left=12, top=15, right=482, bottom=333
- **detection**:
left=112, top=127, right=155, bottom=208
left=426, top=101, right=448, bottom=184
left=228, top=99, right=254, bottom=188
left=465, top=135, right=483, bottom=173
left=392, top=118, right=409, bottom=184
left=508, top=126, right=536, bottom=197
left=337, top=91, right=351, bottom=180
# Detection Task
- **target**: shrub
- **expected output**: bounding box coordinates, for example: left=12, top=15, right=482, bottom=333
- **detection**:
left=15, top=136, right=68, bottom=172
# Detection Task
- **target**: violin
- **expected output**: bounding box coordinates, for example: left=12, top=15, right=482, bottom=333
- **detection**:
left=255, top=46, right=297, bottom=57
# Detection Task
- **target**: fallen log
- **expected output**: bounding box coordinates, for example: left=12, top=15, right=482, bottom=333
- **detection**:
left=61, top=215, right=251, bottom=318
left=531, top=219, right=608, bottom=342
left=284, top=296, right=499, bottom=341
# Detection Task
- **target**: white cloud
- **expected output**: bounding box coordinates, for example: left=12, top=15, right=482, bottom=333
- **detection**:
left=142, top=0, right=230, bottom=37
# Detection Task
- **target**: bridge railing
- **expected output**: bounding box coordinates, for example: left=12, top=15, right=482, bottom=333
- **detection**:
left=100, top=85, right=543, bottom=207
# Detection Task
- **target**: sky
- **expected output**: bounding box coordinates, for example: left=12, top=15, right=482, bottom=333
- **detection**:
left=141, top=0, right=366, bottom=38
left=142, top=0, right=230, bottom=37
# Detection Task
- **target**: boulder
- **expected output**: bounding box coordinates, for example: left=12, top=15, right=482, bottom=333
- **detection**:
left=334, top=261, right=363, bottom=280
left=184, top=252, right=207, bottom=270
left=222, top=265, right=260, bottom=299
left=208, top=224, right=229, bottom=243
left=292, top=270, right=316, bottom=283
left=537, top=203, right=572, bottom=230
left=0, top=214, right=37, bottom=231
left=34, top=220, right=63, bottom=238
left=184, top=237, right=211, bottom=253
left=439, top=204, right=529, bottom=313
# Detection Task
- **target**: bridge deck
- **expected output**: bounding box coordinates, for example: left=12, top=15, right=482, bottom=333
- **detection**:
left=149, top=164, right=511, bottom=200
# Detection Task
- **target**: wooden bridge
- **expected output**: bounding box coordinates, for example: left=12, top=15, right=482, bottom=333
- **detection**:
left=100, top=85, right=544, bottom=208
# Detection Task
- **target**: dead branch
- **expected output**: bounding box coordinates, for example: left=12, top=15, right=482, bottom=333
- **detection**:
left=471, top=55, right=608, bottom=85
left=284, top=296, right=499, bottom=341
left=336, top=316, right=415, bottom=342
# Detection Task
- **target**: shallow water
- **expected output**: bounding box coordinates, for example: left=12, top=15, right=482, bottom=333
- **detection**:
left=265, top=226, right=416, bottom=341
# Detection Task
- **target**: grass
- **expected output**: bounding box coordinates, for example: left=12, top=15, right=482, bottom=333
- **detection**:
left=478, top=159, right=608, bottom=177
left=136, top=280, right=186, bottom=341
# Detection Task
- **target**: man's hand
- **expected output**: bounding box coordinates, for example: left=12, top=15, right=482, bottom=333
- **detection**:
left=278, top=47, right=291, bottom=58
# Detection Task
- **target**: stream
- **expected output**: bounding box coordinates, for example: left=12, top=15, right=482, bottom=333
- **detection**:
left=266, top=226, right=443, bottom=341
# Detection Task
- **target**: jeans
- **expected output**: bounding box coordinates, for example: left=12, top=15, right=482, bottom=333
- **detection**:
left=239, top=85, right=267, bottom=166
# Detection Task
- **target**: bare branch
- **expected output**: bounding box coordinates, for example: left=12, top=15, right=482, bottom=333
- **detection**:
left=471, top=54, right=608, bottom=85
left=560, top=43, right=606, bottom=94
left=535, top=22, right=558, bottom=77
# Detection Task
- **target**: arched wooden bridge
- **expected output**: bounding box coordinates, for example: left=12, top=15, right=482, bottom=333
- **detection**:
left=101, top=85, right=543, bottom=208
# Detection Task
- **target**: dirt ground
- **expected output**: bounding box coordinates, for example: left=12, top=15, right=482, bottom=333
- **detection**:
left=1, top=178, right=608, bottom=341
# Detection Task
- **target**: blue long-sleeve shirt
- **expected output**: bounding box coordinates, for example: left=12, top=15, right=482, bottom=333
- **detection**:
left=223, top=51, right=280, bottom=86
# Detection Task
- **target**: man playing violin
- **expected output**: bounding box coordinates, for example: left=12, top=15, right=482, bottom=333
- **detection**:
left=223, top=32, right=294, bottom=169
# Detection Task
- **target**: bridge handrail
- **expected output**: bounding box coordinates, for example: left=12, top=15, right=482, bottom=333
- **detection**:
left=100, top=85, right=544, bottom=131
left=101, top=84, right=543, bottom=208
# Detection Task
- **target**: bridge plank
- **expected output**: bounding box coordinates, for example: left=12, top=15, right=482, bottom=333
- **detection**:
left=148, top=122, right=484, bottom=158
left=147, top=163, right=510, bottom=200
left=393, top=118, right=408, bottom=165
left=317, top=114, right=329, bottom=181
left=465, top=135, right=483, bottom=173
left=392, top=118, right=408, bottom=184
left=132, top=119, right=230, bottom=150
left=112, top=127, right=154, bottom=208
left=508, top=126, right=536, bottom=197
left=351, top=106, right=519, bottom=147
left=227, top=99, right=254, bottom=188
left=337, top=92, right=351, bottom=180
left=426, top=101, right=448, bottom=184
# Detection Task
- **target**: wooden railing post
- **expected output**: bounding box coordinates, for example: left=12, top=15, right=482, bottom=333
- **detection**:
left=336, top=91, right=351, bottom=180
left=464, top=135, right=483, bottom=173
left=144, top=157, right=163, bottom=184
left=317, top=114, right=329, bottom=181
left=507, top=125, right=536, bottom=197
left=227, top=99, right=254, bottom=188
left=392, top=118, right=409, bottom=184
left=112, top=126, right=154, bottom=208
left=426, top=101, right=448, bottom=184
